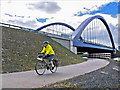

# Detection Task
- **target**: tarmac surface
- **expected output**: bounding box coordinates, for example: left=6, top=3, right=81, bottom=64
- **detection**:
left=2, top=58, right=109, bottom=88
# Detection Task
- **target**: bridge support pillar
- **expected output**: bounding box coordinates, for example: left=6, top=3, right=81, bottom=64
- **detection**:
left=70, top=40, right=77, bottom=54
left=51, top=37, right=77, bottom=54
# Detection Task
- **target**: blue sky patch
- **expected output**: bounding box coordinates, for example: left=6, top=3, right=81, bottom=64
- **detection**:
left=118, top=2, right=120, bottom=14
left=36, top=18, right=49, bottom=23
left=5, top=13, right=25, bottom=18
left=5, top=13, right=13, bottom=17
left=74, top=2, right=118, bottom=18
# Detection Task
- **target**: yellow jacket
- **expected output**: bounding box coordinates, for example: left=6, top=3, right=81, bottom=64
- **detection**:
left=41, top=44, right=55, bottom=55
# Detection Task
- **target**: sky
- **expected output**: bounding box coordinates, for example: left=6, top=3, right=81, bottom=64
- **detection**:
left=1, top=0, right=119, bottom=48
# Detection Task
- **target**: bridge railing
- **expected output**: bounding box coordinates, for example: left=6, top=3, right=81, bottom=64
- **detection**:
left=40, top=28, right=72, bottom=39
left=38, top=30, right=72, bottom=40
left=0, top=22, right=34, bottom=32
left=0, top=22, right=72, bottom=39
left=88, top=53, right=111, bottom=59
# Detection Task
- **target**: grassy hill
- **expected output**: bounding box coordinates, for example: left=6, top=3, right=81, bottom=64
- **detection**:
left=2, top=26, right=85, bottom=73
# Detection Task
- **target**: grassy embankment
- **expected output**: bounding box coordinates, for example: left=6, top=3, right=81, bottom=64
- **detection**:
left=2, top=26, right=85, bottom=73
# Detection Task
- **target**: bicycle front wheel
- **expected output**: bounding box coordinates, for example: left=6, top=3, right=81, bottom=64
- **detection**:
left=35, top=60, right=46, bottom=75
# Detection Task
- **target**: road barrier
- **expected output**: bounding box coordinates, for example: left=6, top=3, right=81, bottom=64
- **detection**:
left=0, top=22, right=72, bottom=39
left=0, top=22, right=34, bottom=32
left=88, top=53, right=111, bottom=59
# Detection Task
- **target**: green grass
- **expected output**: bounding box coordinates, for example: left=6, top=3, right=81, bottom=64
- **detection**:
left=2, top=26, right=85, bottom=73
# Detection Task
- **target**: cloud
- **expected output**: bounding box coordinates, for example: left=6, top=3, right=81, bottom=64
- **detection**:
left=28, top=2, right=61, bottom=14
left=7, top=19, right=37, bottom=29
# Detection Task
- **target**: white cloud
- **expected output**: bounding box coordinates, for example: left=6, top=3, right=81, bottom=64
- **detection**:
left=27, top=2, right=61, bottom=14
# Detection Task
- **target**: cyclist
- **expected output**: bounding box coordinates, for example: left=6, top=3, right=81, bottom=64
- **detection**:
left=41, top=41, right=55, bottom=69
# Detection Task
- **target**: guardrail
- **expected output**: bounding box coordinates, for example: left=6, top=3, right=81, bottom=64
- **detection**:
left=0, top=22, right=34, bottom=31
left=88, top=53, right=111, bottom=59
left=0, top=22, right=72, bottom=39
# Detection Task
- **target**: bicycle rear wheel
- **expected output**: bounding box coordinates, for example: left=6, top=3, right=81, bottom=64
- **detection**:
left=35, top=60, right=46, bottom=75
left=50, top=60, right=58, bottom=73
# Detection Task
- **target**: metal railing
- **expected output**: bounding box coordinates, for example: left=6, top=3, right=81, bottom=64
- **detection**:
left=88, top=53, right=111, bottom=59
left=0, top=22, right=72, bottom=40
left=0, top=22, right=34, bottom=32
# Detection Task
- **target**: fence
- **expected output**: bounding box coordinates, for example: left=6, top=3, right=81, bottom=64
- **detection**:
left=0, top=22, right=72, bottom=39
left=0, top=23, right=34, bottom=32
left=88, top=53, right=111, bottom=59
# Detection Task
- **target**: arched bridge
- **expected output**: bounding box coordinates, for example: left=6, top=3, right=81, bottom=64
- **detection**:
left=35, top=15, right=116, bottom=54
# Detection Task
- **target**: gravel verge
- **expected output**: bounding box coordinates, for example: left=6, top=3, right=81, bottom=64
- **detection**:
left=44, top=60, right=120, bottom=89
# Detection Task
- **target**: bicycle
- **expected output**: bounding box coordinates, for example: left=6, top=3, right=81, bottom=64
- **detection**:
left=35, top=53, right=58, bottom=75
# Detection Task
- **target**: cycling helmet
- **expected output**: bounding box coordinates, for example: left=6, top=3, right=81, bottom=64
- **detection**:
left=43, top=41, right=49, bottom=44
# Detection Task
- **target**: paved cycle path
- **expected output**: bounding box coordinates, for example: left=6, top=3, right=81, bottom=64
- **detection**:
left=2, top=58, right=109, bottom=88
